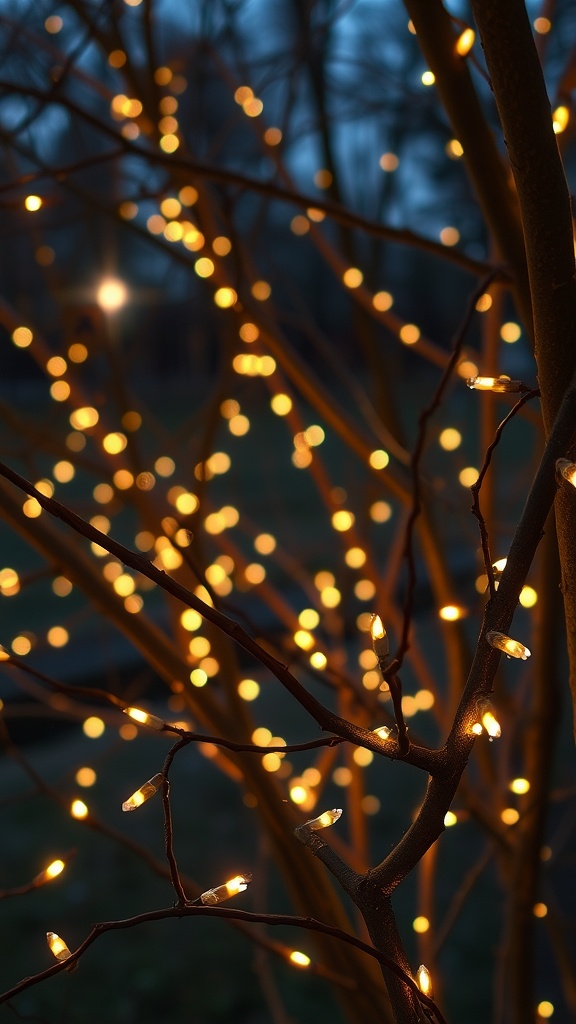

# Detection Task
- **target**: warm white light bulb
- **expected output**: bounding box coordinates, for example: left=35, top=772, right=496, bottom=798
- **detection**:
left=96, top=277, right=128, bottom=312
left=417, top=964, right=433, bottom=996
left=122, top=773, right=164, bottom=812
left=304, top=808, right=342, bottom=831
left=466, top=376, right=521, bottom=393
left=123, top=706, right=165, bottom=730
left=370, top=615, right=389, bottom=659
left=200, top=873, right=252, bottom=905
left=556, top=458, right=576, bottom=488
left=46, top=931, right=72, bottom=961
left=486, top=631, right=530, bottom=660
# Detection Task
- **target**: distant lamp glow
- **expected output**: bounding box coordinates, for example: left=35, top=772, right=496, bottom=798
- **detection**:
left=123, top=706, right=166, bottom=730
left=289, top=950, right=311, bottom=968
left=97, top=277, right=128, bottom=312
left=556, top=458, right=576, bottom=487
left=552, top=105, right=569, bottom=134
left=46, top=931, right=72, bottom=962
left=25, top=195, right=43, bottom=211
left=200, top=873, right=252, bottom=905
left=370, top=615, right=389, bottom=659
left=486, top=631, right=531, bottom=660
left=304, top=808, right=342, bottom=831
left=417, top=964, right=433, bottom=997
left=122, top=772, right=163, bottom=812
left=467, top=376, right=522, bottom=393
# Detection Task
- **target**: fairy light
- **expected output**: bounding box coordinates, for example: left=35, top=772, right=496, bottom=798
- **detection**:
left=289, top=950, right=311, bottom=967
left=552, top=105, right=569, bottom=134
left=122, top=773, right=164, bottom=812
left=417, top=964, right=433, bottom=997
left=200, top=873, right=252, bottom=904
left=370, top=615, right=389, bottom=660
left=510, top=778, right=530, bottom=794
left=486, top=631, right=531, bottom=660
left=444, top=811, right=457, bottom=827
left=455, top=27, right=475, bottom=56
left=373, top=725, right=392, bottom=740
left=467, top=376, right=522, bottom=392
left=46, top=932, right=72, bottom=962
left=34, top=859, right=65, bottom=885
left=471, top=699, right=501, bottom=740
left=123, top=706, right=166, bottom=730
left=556, top=458, right=576, bottom=487
left=303, top=808, right=342, bottom=830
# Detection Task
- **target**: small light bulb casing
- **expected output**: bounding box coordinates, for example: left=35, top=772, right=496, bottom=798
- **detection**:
left=472, top=699, right=501, bottom=740
left=556, top=458, right=576, bottom=488
left=34, top=859, right=66, bottom=886
left=200, top=873, right=252, bottom=905
left=486, top=630, right=531, bottom=660
left=123, top=706, right=166, bottom=730
left=467, top=375, right=522, bottom=393
left=304, top=808, right=342, bottom=831
left=46, top=931, right=72, bottom=962
left=373, top=725, right=392, bottom=740
left=417, top=964, right=433, bottom=998
left=122, top=773, right=164, bottom=812
left=370, top=615, right=389, bottom=660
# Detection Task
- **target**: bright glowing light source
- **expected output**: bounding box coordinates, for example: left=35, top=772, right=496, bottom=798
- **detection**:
left=254, top=533, right=276, bottom=555
left=417, top=965, right=433, bottom=996
left=175, top=492, right=199, bottom=515
left=310, top=651, right=327, bottom=669
left=0, top=568, right=19, bottom=595
left=290, top=782, right=309, bottom=805
left=475, top=293, right=493, bottom=312
left=108, top=49, right=127, bottom=67
left=459, top=466, right=479, bottom=487
left=413, top=916, right=430, bottom=933
left=486, top=631, right=530, bottom=660
left=47, top=626, right=69, bottom=648
left=467, top=375, right=521, bottom=392
left=194, top=257, right=215, bottom=278
left=333, top=766, right=352, bottom=786
left=34, top=859, right=65, bottom=886
left=353, top=747, right=373, bottom=766
left=83, top=717, right=105, bottom=738
left=500, top=321, right=521, bottom=343
left=304, top=808, right=342, bottom=830
left=439, top=427, right=462, bottom=450
left=12, top=326, right=33, bottom=348
left=46, top=932, right=72, bottom=961
left=179, top=185, right=198, bottom=206
left=471, top=723, right=483, bottom=735
left=421, top=71, right=435, bottom=86
left=70, top=799, right=88, bottom=819
left=510, top=778, right=530, bottom=795
left=320, top=586, right=341, bottom=608
left=379, top=152, right=399, bottom=172
left=299, top=608, right=320, bottom=629
left=345, top=547, right=366, bottom=568
left=214, top=287, right=237, bottom=308
left=481, top=709, right=501, bottom=739
left=294, top=629, right=315, bottom=651
left=439, top=605, right=463, bottom=621
left=537, top=1001, right=554, bottom=1018
left=25, top=195, right=42, bottom=211
left=455, top=27, right=475, bottom=55
left=519, top=586, right=538, bottom=608
left=501, top=808, right=520, bottom=825
left=159, top=134, right=179, bottom=153
left=238, top=679, right=260, bottom=701
left=190, top=669, right=208, bottom=687
left=271, top=393, right=292, bottom=415
left=123, top=706, right=165, bottom=730
left=556, top=458, right=576, bottom=487
left=373, top=290, right=393, bottom=310
left=534, top=17, right=551, bottom=34
left=69, top=406, right=99, bottom=430
left=552, top=105, right=569, bottom=134
left=373, top=725, right=392, bottom=740
left=200, top=874, right=252, bottom=904
left=97, top=278, right=127, bottom=312
left=122, top=772, right=163, bottom=812
left=446, top=139, right=464, bottom=158
left=12, top=635, right=32, bottom=655
left=289, top=950, right=311, bottom=967
left=243, top=97, right=263, bottom=116
left=332, top=510, right=355, bottom=531
left=113, top=469, right=134, bottom=490
left=533, top=903, right=548, bottom=918
left=400, top=323, right=420, bottom=345
left=369, top=449, right=389, bottom=469
left=50, top=381, right=70, bottom=402
left=46, top=358, right=66, bottom=378
left=444, top=811, right=457, bottom=827
left=342, top=267, right=363, bottom=288
left=53, top=461, right=75, bottom=483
